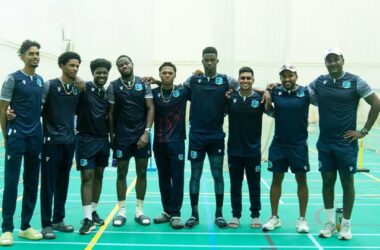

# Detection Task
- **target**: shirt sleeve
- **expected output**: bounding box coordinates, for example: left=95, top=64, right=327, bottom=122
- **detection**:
left=356, top=77, right=374, bottom=98
left=106, top=83, right=115, bottom=104
left=226, top=75, right=239, bottom=90
left=183, top=76, right=192, bottom=88
left=307, top=80, right=318, bottom=106
left=0, top=75, right=15, bottom=101
left=144, top=83, right=153, bottom=98
left=42, top=81, right=51, bottom=103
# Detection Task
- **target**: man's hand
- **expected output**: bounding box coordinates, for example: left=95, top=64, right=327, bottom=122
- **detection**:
left=193, top=69, right=203, bottom=76
left=343, top=130, right=364, bottom=143
left=137, top=132, right=149, bottom=149
left=6, top=107, right=16, bottom=121
left=141, top=76, right=157, bottom=85
left=225, top=89, right=233, bottom=99
left=75, top=76, right=85, bottom=91
left=262, top=90, right=273, bottom=110
left=266, top=82, right=280, bottom=90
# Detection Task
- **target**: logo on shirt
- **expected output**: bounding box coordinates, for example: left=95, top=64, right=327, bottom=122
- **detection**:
left=323, top=80, right=327, bottom=84
left=80, top=159, right=88, bottom=166
left=36, top=78, right=43, bottom=87
left=349, top=166, right=354, bottom=172
left=251, top=100, right=259, bottom=108
left=233, top=98, right=237, bottom=103
left=73, top=86, right=79, bottom=95
left=57, top=86, right=61, bottom=92
left=116, top=150, right=123, bottom=158
left=342, top=81, right=351, bottom=89
left=255, top=165, right=261, bottom=172
left=135, top=83, right=143, bottom=91
left=91, top=87, right=95, bottom=92
left=120, top=86, right=123, bottom=91
left=178, top=154, right=184, bottom=161
left=198, top=79, right=202, bottom=83
left=22, top=80, right=26, bottom=85
left=173, top=90, right=180, bottom=98
left=296, top=90, right=305, bottom=97
left=215, top=77, right=223, bottom=85
left=278, top=91, right=282, bottom=96
left=190, top=150, right=197, bottom=159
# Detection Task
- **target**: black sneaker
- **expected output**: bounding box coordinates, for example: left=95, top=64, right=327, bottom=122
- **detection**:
left=92, top=211, right=105, bottom=226
left=79, top=218, right=95, bottom=235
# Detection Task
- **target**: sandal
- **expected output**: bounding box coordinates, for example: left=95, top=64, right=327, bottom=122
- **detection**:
left=184, top=216, right=199, bottom=229
left=112, top=215, right=126, bottom=227
left=250, top=217, right=262, bottom=229
left=228, top=217, right=240, bottom=229
left=135, top=215, right=151, bottom=226
left=153, top=212, right=171, bottom=224
left=215, top=217, right=228, bottom=229
left=170, top=217, right=184, bottom=229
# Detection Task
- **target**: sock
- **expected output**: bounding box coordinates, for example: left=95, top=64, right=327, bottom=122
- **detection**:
left=341, top=218, right=350, bottom=225
left=325, top=208, right=334, bottom=223
left=83, top=205, right=92, bottom=220
left=135, top=199, right=144, bottom=217
left=118, top=200, right=126, bottom=217
left=91, top=202, right=98, bottom=213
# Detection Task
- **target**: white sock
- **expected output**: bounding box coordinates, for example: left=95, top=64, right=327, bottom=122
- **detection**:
left=83, top=205, right=92, bottom=220
left=118, top=200, right=126, bottom=217
left=341, top=218, right=350, bottom=225
left=91, top=202, right=98, bottom=213
left=135, top=199, right=144, bottom=217
left=325, top=208, right=334, bottom=223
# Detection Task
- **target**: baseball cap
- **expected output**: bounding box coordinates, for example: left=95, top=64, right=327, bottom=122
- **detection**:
left=324, top=48, right=343, bottom=58
left=279, top=64, right=297, bottom=75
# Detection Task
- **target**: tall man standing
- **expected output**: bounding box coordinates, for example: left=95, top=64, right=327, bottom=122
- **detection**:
left=184, top=47, right=238, bottom=229
left=40, top=52, right=82, bottom=239
left=152, top=62, right=190, bottom=229
left=76, top=59, right=112, bottom=235
left=108, top=55, right=154, bottom=226
left=311, top=49, right=380, bottom=240
left=0, top=40, right=44, bottom=246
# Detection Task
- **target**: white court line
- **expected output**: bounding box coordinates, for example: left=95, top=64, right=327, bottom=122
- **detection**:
left=260, top=177, right=284, bottom=205
left=307, top=234, right=323, bottom=250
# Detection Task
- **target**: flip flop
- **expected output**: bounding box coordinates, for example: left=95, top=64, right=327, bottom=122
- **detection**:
left=228, top=217, right=240, bottom=229
left=170, top=217, right=184, bottom=229
left=214, top=217, right=228, bottom=229
left=135, top=215, right=151, bottom=226
left=112, top=215, right=126, bottom=227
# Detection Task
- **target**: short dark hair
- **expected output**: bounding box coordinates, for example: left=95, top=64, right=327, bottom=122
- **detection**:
left=239, top=66, right=254, bottom=76
left=116, top=55, right=133, bottom=64
left=202, top=46, right=218, bottom=56
left=90, top=58, right=112, bottom=74
left=58, top=51, right=81, bottom=66
left=18, top=40, right=40, bottom=55
left=159, top=62, right=177, bottom=73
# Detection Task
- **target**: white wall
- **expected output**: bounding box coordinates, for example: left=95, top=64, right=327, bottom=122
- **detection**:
left=1, top=0, right=380, bottom=87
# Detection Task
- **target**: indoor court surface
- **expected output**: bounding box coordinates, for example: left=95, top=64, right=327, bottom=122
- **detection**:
left=1, top=122, right=380, bottom=250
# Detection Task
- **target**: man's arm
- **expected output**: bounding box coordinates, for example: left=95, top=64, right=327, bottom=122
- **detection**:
left=0, top=100, right=10, bottom=143
left=108, top=104, right=115, bottom=145
left=137, top=98, right=154, bottom=149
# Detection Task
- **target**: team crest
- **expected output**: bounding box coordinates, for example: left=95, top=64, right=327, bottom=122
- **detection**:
left=296, top=90, right=305, bottom=97
left=342, top=81, right=351, bottom=89
left=251, top=100, right=259, bottom=108
left=215, top=77, right=223, bottom=85
left=178, top=154, right=184, bottom=161
left=190, top=151, right=197, bottom=159
left=116, top=150, right=123, bottom=158
left=255, top=165, right=261, bottom=172
left=73, top=86, right=79, bottom=95
left=173, top=90, right=180, bottom=98
left=80, top=159, right=88, bottom=166
left=135, top=83, right=143, bottom=91
left=36, top=78, right=43, bottom=87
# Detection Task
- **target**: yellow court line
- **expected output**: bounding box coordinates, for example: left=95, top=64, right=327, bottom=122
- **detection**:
left=361, top=172, right=380, bottom=182
left=85, top=178, right=137, bottom=250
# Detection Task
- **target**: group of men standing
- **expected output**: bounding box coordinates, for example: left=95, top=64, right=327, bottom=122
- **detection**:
left=0, top=41, right=379, bottom=247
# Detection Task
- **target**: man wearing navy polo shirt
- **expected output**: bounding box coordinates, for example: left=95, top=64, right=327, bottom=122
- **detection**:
left=0, top=40, right=44, bottom=245
left=184, top=47, right=238, bottom=229
left=311, top=49, right=380, bottom=240
left=262, top=65, right=311, bottom=233
left=107, top=55, right=154, bottom=227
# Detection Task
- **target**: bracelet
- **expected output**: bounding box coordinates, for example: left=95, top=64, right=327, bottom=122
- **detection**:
left=360, top=128, right=368, bottom=136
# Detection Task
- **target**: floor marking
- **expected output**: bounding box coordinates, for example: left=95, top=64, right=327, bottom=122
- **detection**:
left=307, top=233, right=323, bottom=250
left=85, top=177, right=137, bottom=250
left=261, top=177, right=284, bottom=205
left=362, top=172, right=380, bottom=182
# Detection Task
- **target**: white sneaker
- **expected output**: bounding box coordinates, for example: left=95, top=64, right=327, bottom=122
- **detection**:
left=262, top=216, right=281, bottom=231
left=296, top=217, right=309, bottom=233
left=338, top=222, right=352, bottom=240
left=319, top=221, right=336, bottom=238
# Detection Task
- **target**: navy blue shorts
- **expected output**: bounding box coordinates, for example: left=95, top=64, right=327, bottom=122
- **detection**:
left=114, top=139, right=151, bottom=161
left=268, top=142, right=310, bottom=173
left=188, top=132, right=225, bottom=162
left=76, top=135, right=110, bottom=170
left=317, top=140, right=358, bottom=174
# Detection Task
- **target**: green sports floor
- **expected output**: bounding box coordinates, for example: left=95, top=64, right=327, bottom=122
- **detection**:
left=1, top=122, right=380, bottom=250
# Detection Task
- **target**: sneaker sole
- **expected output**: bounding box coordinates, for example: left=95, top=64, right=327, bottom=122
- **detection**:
left=338, top=235, right=352, bottom=240
left=79, top=225, right=96, bottom=235
left=262, top=223, right=281, bottom=232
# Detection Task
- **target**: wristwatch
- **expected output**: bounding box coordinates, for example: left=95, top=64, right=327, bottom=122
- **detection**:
left=360, top=128, right=368, bottom=136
